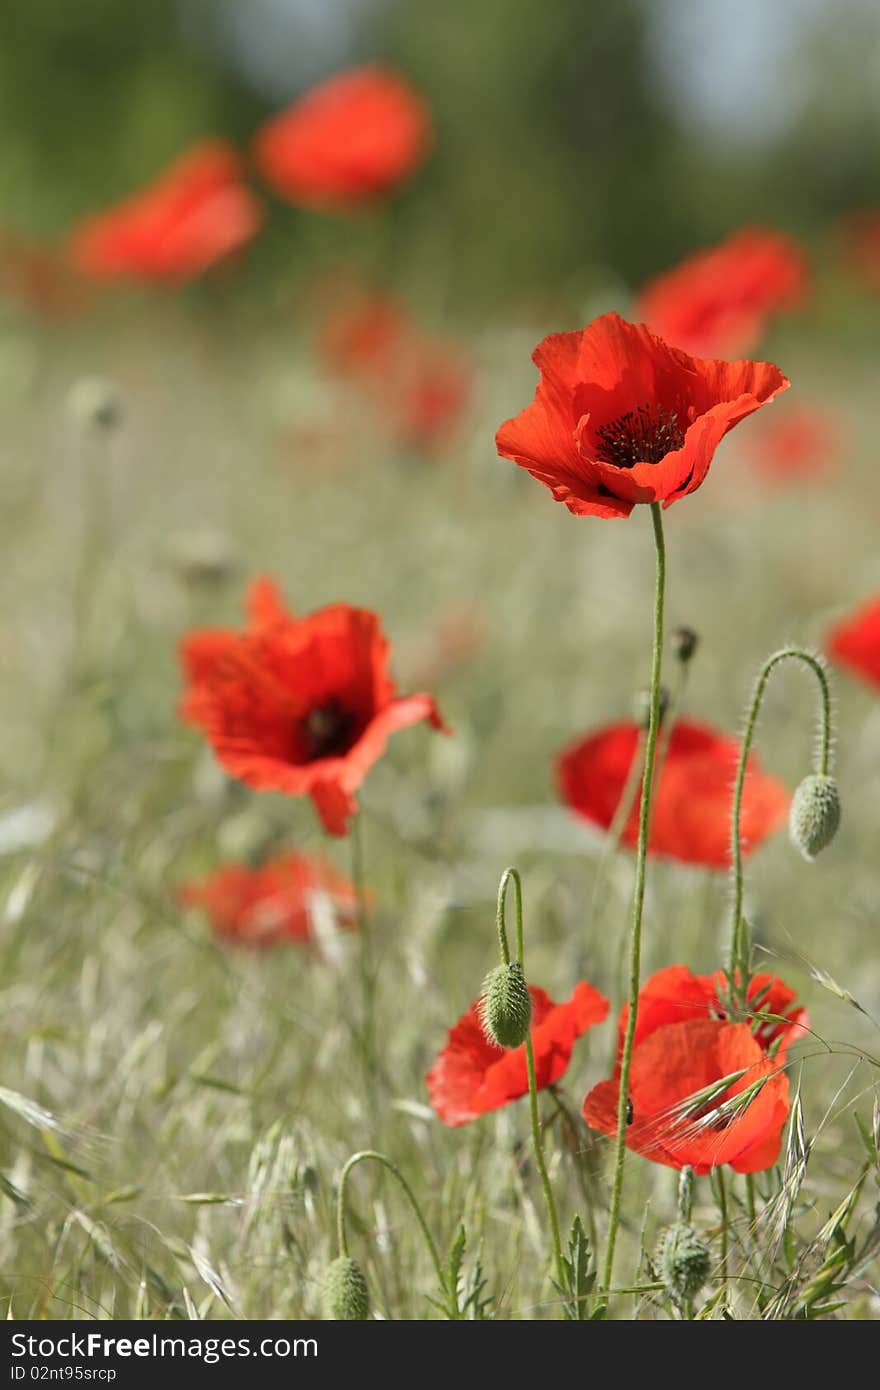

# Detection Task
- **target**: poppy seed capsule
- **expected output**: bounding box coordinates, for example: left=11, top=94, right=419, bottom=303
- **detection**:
left=788, top=774, right=841, bottom=861
left=479, top=962, right=531, bottom=1049
left=322, top=1256, right=369, bottom=1320
left=672, top=626, right=699, bottom=664
left=658, top=1222, right=711, bottom=1304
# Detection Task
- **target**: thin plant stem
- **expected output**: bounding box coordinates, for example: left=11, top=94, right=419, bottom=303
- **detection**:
left=350, top=814, right=378, bottom=1114
left=717, top=1167, right=729, bottom=1286
left=727, top=648, right=833, bottom=1012
left=601, top=502, right=666, bottom=1296
left=497, top=867, right=566, bottom=1291
left=335, top=1150, right=446, bottom=1294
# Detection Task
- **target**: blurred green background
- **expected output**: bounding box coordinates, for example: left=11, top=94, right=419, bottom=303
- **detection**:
left=2, top=0, right=880, bottom=308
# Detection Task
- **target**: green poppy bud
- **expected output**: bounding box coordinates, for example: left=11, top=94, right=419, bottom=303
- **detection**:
left=480, top=962, right=531, bottom=1049
left=658, top=1221, right=711, bottom=1305
left=789, top=774, right=841, bottom=861
left=322, top=1256, right=369, bottom=1320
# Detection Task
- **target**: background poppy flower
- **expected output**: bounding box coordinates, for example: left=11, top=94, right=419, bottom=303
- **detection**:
left=180, top=852, right=358, bottom=946
left=254, top=65, right=432, bottom=209
left=583, top=964, right=803, bottom=1173
left=826, top=595, right=880, bottom=689
left=179, top=577, right=448, bottom=836
left=745, top=405, right=842, bottom=485
left=557, top=718, right=789, bottom=869
left=68, top=141, right=263, bottom=284
left=840, top=210, right=880, bottom=292
left=637, top=228, right=807, bottom=359
left=0, top=231, right=89, bottom=319
left=495, top=312, right=788, bottom=520
left=427, top=980, right=609, bottom=1127
left=319, top=289, right=472, bottom=452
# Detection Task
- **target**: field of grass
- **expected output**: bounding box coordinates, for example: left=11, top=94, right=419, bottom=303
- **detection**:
left=1, top=306, right=878, bottom=1320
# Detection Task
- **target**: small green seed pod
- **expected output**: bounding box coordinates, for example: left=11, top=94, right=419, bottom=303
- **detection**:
left=658, top=1221, right=711, bottom=1305
left=672, top=626, right=700, bottom=665
left=789, top=774, right=841, bottom=861
left=480, top=962, right=531, bottom=1049
left=322, top=1256, right=369, bottom=1320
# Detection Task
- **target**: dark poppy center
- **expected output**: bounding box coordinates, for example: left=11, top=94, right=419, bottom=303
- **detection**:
left=299, top=699, right=357, bottom=762
left=594, top=404, right=685, bottom=469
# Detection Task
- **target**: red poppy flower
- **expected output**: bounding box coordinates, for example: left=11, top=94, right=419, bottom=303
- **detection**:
left=557, top=718, right=789, bottom=869
left=746, top=405, right=842, bottom=485
left=254, top=66, right=432, bottom=210
left=637, top=228, right=807, bottom=359
left=179, top=577, right=448, bottom=836
left=319, top=290, right=472, bottom=453
left=840, top=210, right=880, bottom=292
left=180, top=852, right=358, bottom=946
left=583, top=965, right=805, bottom=1173
left=427, top=981, right=609, bottom=1127
left=826, top=596, right=880, bottom=690
left=68, top=141, right=263, bottom=284
left=495, top=313, right=788, bottom=520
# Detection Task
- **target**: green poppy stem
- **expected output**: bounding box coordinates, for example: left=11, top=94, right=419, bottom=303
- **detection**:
left=601, top=502, right=667, bottom=1296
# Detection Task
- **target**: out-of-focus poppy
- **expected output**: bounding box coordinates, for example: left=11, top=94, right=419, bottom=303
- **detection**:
left=427, top=981, right=609, bottom=1127
left=583, top=965, right=805, bottom=1173
left=637, top=228, right=807, bottom=359
left=319, top=290, right=472, bottom=452
left=557, top=718, right=789, bottom=869
left=69, top=141, right=263, bottom=284
left=840, top=210, right=880, bottom=292
left=180, top=852, right=358, bottom=945
left=179, top=577, right=448, bottom=836
left=254, top=66, right=432, bottom=210
left=745, top=405, right=842, bottom=485
left=826, top=596, right=880, bottom=690
left=495, top=312, right=788, bottom=520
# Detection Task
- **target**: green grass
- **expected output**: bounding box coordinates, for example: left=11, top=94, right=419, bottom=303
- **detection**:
left=0, top=308, right=878, bottom=1319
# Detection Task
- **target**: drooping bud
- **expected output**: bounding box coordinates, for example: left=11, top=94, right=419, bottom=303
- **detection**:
left=322, top=1256, right=369, bottom=1320
left=658, top=1221, right=711, bottom=1305
left=68, top=375, right=124, bottom=432
left=672, top=626, right=699, bottom=665
left=479, top=962, right=531, bottom=1049
left=788, top=774, right=841, bottom=861
left=634, top=684, right=670, bottom=730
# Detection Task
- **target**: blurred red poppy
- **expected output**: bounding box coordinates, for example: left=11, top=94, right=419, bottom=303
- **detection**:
left=746, top=405, right=842, bottom=485
left=68, top=141, right=263, bottom=284
left=826, top=596, right=880, bottom=690
left=495, top=313, right=787, bottom=519
left=427, top=981, right=609, bottom=1127
left=840, top=210, right=880, bottom=292
left=637, top=228, right=807, bottom=359
left=179, top=577, right=448, bottom=836
left=0, top=232, right=88, bottom=319
left=583, top=965, right=804, bottom=1173
left=319, top=290, right=472, bottom=452
left=557, top=718, right=789, bottom=869
left=254, top=66, right=432, bottom=209
left=180, top=852, right=358, bottom=946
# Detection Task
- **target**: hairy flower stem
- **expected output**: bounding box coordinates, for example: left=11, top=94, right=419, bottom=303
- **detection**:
left=335, top=1150, right=446, bottom=1294
left=727, top=648, right=833, bottom=1013
left=601, top=502, right=666, bottom=1297
left=497, top=868, right=566, bottom=1291
left=351, top=815, right=378, bottom=1117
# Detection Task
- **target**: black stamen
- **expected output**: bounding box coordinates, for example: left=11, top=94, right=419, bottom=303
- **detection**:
left=594, top=404, right=685, bottom=469
left=300, top=699, right=357, bottom=761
